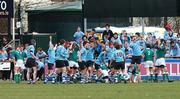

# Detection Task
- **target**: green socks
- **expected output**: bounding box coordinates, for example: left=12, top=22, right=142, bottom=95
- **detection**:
left=162, top=73, right=166, bottom=81
left=14, top=73, right=22, bottom=83
left=165, top=72, right=169, bottom=80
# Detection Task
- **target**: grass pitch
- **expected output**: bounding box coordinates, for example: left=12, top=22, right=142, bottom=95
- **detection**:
left=0, top=81, right=180, bottom=99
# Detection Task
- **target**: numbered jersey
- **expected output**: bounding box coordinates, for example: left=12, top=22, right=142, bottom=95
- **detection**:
left=114, top=49, right=125, bottom=62
left=143, top=48, right=154, bottom=61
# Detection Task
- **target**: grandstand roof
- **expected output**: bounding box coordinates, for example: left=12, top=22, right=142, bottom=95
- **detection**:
left=26, top=1, right=82, bottom=12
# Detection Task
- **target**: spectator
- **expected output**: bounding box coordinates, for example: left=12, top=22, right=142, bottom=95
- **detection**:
left=169, top=40, right=180, bottom=56
left=146, top=33, right=154, bottom=47
left=104, top=35, right=110, bottom=45
left=7, top=47, right=14, bottom=81
left=122, top=41, right=133, bottom=58
left=139, top=36, right=146, bottom=50
left=89, top=28, right=98, bottom=39
left=164, top=24, right=175, bottom=40
left=177, top=38, right=180, bottom=47
left=0, top=47, right=7, bottom=61
left=74, top=27, right=84, bottom=44
left=120, top=30, right=131, bottom=44
left=0, top=47, right=8, bottom=80
left=2, top=36, right=8, bottom=46
left=94, top=39, right=103, bottom=57
left=111, top=33, right=122, bottom=45
left=102, top=24, right=113, bottom=41
left=175, top=33, right=180, bottom=42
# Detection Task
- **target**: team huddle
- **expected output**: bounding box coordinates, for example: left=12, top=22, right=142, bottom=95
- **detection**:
left=11, top=35, right=172, bottom=84
left=0, top=25, right=174, bottom=84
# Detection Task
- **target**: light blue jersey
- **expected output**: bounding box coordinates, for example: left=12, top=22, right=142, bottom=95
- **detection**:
left=74, top=31, right=84, bottom=43
left=113, top=38, right=122, bottom=45
left=95, top=52, right=107, bottom=65
left=55, top=45, right=63, bottom=60
left=164, top=31, right=175, bottom=40
left=138, top=40, right=146, bottom=49
left=121, top=47, right=133, bottom=55
left=170, top=43, right=180, bottom=56
left=106, top=47, right=116, bottom=60
left=114, top=49, right=125, bottom=62
left=48, top=48, right=55, bottom=64
left=56, top=45, right=69, bottom=61
left=86, top=47, right=95, bottom=61
left=36, top=51, right=47, bottom=63
left=164, top=31, right=169, bottom=40
left=0, top=51, right=8, bottom=60
left=26, top=45, right=35, bottom=58
left=130, top=41, right=142, bottom=56
left=80, top=47, right=87, bottom=61
left=36, top=51, right=46, bottom=59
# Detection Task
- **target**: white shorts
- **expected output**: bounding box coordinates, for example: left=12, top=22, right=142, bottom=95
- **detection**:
left=15, top=60, right=25, bottom=69
left=69, top=61, right=79, bottom=68
left=144, top=61, right=154, bottom=68
left=155, top=58, right=166, bottom=67
left=100, top=70, right=109, bottom=77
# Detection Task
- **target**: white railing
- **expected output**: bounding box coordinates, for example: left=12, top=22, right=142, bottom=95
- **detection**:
left=3, top=39, right=20, bottom=50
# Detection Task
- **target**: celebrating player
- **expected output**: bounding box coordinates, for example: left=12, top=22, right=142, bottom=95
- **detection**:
left=142, top=44, right=154, bottom=82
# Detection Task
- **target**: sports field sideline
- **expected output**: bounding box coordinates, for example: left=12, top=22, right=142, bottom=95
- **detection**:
left=0, top=81, right=180, bottom=99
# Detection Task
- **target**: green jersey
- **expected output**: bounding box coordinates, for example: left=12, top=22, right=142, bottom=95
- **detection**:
left=143, top=48, right=154, bottom=61
left=69, top=48, right=78, bottom=62
left=13, top=50, right=27, bottom=61
left=156, top=44, right=167, bottom=59
left=100, top=64, right=108, bottom=70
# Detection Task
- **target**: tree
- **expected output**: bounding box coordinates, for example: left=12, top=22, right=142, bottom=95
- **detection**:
left=0, top=18, right=8, bottom=33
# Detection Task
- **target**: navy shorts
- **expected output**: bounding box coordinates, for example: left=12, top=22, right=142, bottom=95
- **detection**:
left=55, top=60, right=66, bottom=68
left=25, top=58, right=36, bottom=68
left=114, top=62, right=125, bottom=70
left=131, top=56, right=142, bottom=64
left=48, top=63, right=54, bottom=70
left=78, top=61, right=86, bottom=70
left=86, top=60, right=94, bottom=67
